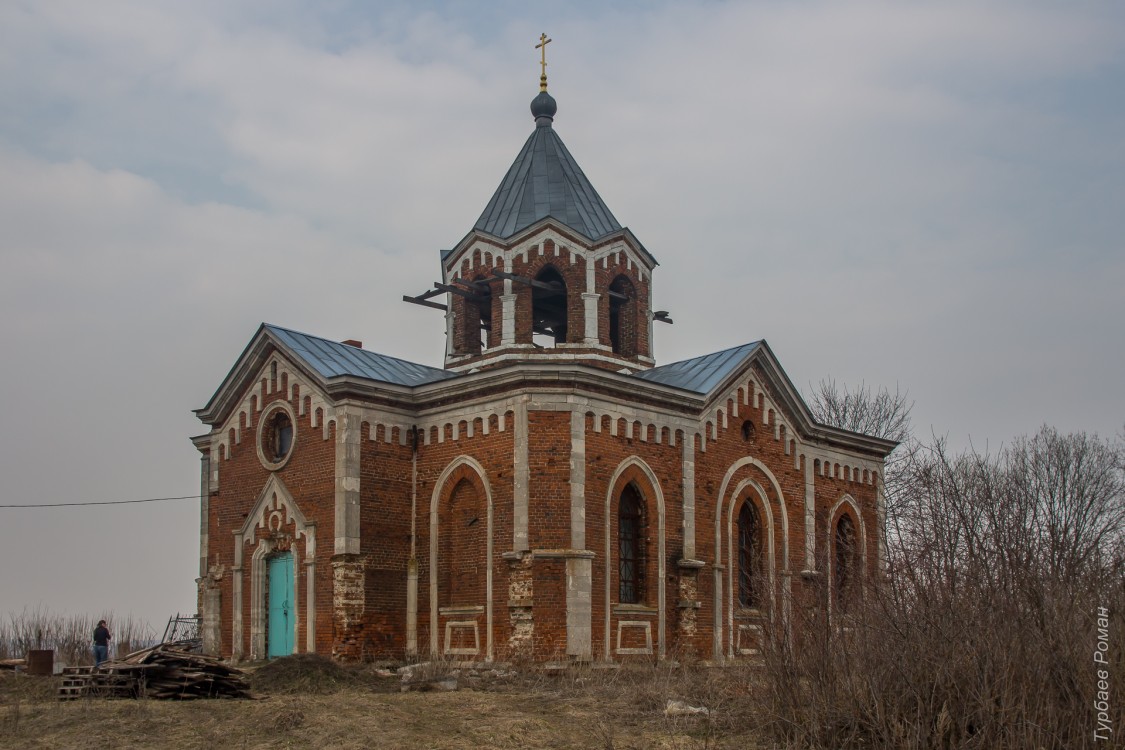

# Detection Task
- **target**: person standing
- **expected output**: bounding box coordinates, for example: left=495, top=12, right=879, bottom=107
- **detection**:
left=92, top=620, right=112, bottom=667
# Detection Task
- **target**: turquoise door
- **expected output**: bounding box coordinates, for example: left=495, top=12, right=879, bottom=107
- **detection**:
left=267, top=552, right=294, bottom=658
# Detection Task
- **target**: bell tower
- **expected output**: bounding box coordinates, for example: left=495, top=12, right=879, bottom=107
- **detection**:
left=404, top=35, right=671, bottom=373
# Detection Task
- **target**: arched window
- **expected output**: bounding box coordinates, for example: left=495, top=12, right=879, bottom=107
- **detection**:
left=532, top=266, right=568, bottom=348
left=618, top=484, right=645, bottom=604
left=471, top=275, right=492, bottom=353
left=834, top=514, right=857, bottom=613
left=608, top=275, right=637, bottom=357
left=738, top=501, right=762, bottom=608
left=455, top=276, right=492, bottom=355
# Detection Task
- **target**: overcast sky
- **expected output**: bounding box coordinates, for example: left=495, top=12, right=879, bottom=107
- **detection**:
left=1, top=1, right=1122, bottom=634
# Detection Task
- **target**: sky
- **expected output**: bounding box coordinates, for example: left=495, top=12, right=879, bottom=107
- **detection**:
left=1, top=0, right=1123, bottom=633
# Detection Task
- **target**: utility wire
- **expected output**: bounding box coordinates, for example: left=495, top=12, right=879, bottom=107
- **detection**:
left=0, top=494, right=198, bottom=509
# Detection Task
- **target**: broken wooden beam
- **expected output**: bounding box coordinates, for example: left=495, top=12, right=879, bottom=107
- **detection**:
left=433, top=282, right=488, bottom=303
left=492, top=270, right=565, bottom=294
left=402, top=294, right=448, bottom=312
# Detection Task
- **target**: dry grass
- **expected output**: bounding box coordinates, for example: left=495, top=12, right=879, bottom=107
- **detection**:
left=0, top=660, right=765, bottom=750
left=248, top=654, right=365, bottom=695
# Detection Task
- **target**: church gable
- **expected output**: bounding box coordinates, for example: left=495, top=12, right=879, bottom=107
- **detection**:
left=634, top=340, right=894, bottom=460
left=202, top=345, right=335, bottom=492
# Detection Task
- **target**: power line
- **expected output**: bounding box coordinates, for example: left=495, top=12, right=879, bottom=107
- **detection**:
left=0, top=494, right=198, bottom=509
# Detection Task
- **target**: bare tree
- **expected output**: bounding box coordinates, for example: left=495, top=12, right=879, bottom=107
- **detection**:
left=1007, top=426, right=1125, bottom=582
left=807, top=378, right=917, bottom=523
left=807, top=379, right=913, bottom=443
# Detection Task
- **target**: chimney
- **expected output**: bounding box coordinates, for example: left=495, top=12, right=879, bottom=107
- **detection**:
left=342, top=339, right=362, bottom=348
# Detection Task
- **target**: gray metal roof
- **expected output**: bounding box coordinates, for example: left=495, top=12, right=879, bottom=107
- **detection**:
left=473, top=117, right=622, bottom=241
left=631, top=342, right=761, bottom=394
left=266, top=324, right=457, bottom=387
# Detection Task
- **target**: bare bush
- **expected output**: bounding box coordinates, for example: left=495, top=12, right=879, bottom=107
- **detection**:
left=0, top=607, right=157, bottom=666
left=761, top=426, right=1125, bottom=748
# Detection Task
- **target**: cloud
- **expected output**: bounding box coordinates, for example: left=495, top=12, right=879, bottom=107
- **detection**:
left=0, top=0, right=1122, bottom=626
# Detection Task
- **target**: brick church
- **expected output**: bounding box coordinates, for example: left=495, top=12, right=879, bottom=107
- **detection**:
left=192, top=51, right=895, bottom=663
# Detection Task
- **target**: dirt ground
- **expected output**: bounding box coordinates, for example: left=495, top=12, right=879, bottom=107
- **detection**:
left=0, top=661, right=767, bottom=750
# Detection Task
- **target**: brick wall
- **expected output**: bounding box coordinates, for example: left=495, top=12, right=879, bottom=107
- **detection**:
left=202, top=347, right=885, bottom=664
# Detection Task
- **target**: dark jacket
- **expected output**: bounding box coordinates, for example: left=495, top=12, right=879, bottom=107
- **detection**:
left=93, top=626, right=111, bottom=646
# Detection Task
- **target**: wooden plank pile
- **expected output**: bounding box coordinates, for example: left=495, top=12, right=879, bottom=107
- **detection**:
left=57, top=641, right=250, bottom=701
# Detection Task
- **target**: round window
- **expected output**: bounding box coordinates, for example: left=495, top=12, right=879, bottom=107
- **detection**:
left=257, top=404, right=297, bottom=470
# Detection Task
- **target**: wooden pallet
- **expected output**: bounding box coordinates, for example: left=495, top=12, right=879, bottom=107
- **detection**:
left=58, top=666, right=136, bottom=700
left=59, top=668, right=91, bottom=701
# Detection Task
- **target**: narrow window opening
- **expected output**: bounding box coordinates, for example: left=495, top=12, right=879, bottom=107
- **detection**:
left=618, top=484, right=645, bottom=604
left=741, top=420, right=756, bottom=442
left=532, top=266, right=568, bottom=348
left=474, top=276, right=492, bottom=352
left=608, top=275, right=637, bottom=356
left=456, top=276, right=492, bottom=356
left=738, top=501, right=762, bottom=608
left=835, top=514, right=857, bottom=613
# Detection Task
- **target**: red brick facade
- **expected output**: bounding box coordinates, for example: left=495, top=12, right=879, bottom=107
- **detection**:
left=194, top=295, right=893, bottom=663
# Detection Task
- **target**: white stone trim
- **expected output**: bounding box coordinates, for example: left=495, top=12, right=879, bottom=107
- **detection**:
left=445, top=350, right=654, bottom=372
left=500, top=293, right=517, bottom=346
left=736, top=623, right=763, bottom=656
left=513, top=400, right=529, bottom=551
left=804, top=454, right=816, bottom=572
left=566, top=557, right=593, bottom=660
left=591, top=242, right=654, bottom=284
left=681, top=438, right=696, bottom=559
left=615, top=620, right=653, bottom=655
left=333, top=405, right=362, bottom=556
left=875, top=476, right=888, bottom=577
left=581, top=292, right=600, bottom=345
left=570, top=410, right=586, bottom=549
left=198, top=455, right=210, bottom=579
left=443, top=620, right=481, bottom=656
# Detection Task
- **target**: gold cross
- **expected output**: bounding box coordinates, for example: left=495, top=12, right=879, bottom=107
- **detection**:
left=536, top=33, right=552, bottom=91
